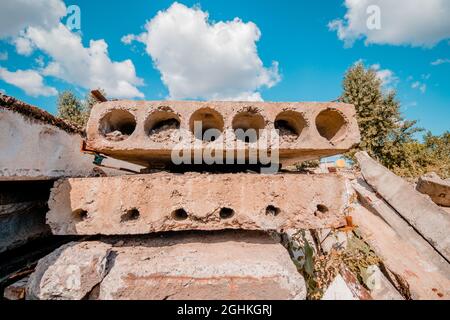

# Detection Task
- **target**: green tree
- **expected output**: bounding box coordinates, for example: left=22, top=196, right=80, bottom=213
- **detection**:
left=340, top=62, right=425, bottom=175
left=57, top=91, right=86, bottom=127
left=57, top=89, right=106, bottom=128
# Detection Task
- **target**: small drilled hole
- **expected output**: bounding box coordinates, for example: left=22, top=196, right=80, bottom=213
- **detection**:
left=219, top=207, right=235, bottom=219
left=121, top=208, right=140, bottom=222
left=266, top=205, right=281, bottom=216
left=172, top=208, right=188, bottom=221
left=73, top=209, right=88, bottom=222
left=316, top=204, right=329, bottom=213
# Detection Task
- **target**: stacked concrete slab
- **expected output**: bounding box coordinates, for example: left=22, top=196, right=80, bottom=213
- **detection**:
left=22, top=99, right=363, bottom=300
left=85, top=100, right=360, bottom=166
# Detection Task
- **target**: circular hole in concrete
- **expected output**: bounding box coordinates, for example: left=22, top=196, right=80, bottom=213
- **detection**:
left=172, top=208, right=188, bottom=221
left=232, top=110, right=265, bottom=143
left=274, top=111, right=306, bottom=142
left=189, top=108, right=224, bottom=142
left=315, top=109, right=347, bottom=142
left=121, top=208, right=140, bottom=222
left=145, top=111, right=180, bottom=142
left=316, top=204, right=329, bottom=213
left=73, top=209, right=88, bottom=222
left=99, top=109, right=137, bottom=141
left=266, top=205, right=281, bottom=216
left=219, top=207, right=235, bottom=219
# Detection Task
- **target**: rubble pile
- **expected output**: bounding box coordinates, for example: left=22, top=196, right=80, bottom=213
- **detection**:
left=1, top=95, right=448, bottom=300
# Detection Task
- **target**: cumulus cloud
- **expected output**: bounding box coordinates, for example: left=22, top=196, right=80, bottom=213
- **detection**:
left=431, top=58, right=450, bottom=66
left=0, top=67, right=57, bottom=97
left=370, top=63, right=398, bottom=88
left=23, top=24, right=144, bottom=98
left=329, top=0, right=450, bottom=47
left=0, top=0, right=66, bottom=39
left=123, top=2, right=280, bottom=101
left=0, top=0, right=144, bottom=99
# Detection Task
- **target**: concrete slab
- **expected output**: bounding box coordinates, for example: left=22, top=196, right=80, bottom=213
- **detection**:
left=352, top=203, right=450, bottom=300
left=96, top=231, right=306, bottom=300
left=47, top=173, right=348, bottom=235
left=352, top=178, right=450, bottom=276
left=86, top=101, right=360, bottom=166
left=416, top=172, right=450, bottom=207
left=355, top=151, right=450, bottom=262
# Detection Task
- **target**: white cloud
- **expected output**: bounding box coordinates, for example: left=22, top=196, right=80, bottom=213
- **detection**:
left=370, top=64, right=398, bottom=87
left=123, top=2, right=280, bottom=101
left=411, top=81, right=427, bottom=93
left=329, top=0, right=450, bottom=47
left=13, top=36, right=34, bottom=56
left=0, top=67, right=57, bottom=97
left=17, top=23, right=145, bottom=99
left=0, top=0, right=66, bottom=39
left=0, top=51, right=8, bottom=61
left=0, top=0, right=144, bottom=99
left=431, top=58, right=450, bottom=66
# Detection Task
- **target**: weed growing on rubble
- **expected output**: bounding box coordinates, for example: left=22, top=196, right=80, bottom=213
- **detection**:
left=289, top=229, right=382, bottom=300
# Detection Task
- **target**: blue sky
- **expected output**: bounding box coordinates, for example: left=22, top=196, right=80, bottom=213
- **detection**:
left=0, top=0, right=449, bottom=135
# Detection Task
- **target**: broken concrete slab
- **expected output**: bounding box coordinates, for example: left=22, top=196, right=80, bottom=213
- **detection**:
left=416, top=172, right=450, bottom=207
left=86, top=100, right=360, bottom=166
left=352, top=203, right=450, bottom=300
left=362, top=265, right=403, bottom=300
left=47, top=172, right=348, bottom=235
left=96, top=231, right=306, bottom=300
left=355, top=151, right=450, bottom=262
left=0, top=94, right=140, bottom=181
left=352, top=178, right=450, bottom=276
left=4, top=276, right=29, bottom=300
left=27, top=241, right=112, bottom=300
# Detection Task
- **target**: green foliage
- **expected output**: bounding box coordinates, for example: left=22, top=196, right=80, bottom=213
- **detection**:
left=57, top=91, right=86, bottom=127
left=340, top=62, right=450, bottom=178
left=57, top=89, right=106, bottom=128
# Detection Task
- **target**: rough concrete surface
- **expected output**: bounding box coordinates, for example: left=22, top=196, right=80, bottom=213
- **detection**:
left=416, top=172, right=450, bottom=207
left=352, top=204, right=450, bottom=300
left=352, top=178, right=450, bottom=275
left=27, top=241, right=112, bottom=300
left=86, top=100, right=360, bottom=166
left=96, top=231, right=306, bottom=300
left=47, top=173, right=348, bottom=235
left=356, top=151, right=450, bottom=262
left=0, top=108, right=95, bottom=181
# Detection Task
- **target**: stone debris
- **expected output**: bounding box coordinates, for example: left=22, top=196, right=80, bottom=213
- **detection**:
left=416, top=172, right=450, bottom=207
left=27, top=241, right=112, bottom=300
left=352, top=178, right=450, bottom=275
left=356, top=151, right=450, bottom=262
left=46, top=173, right=348, bottom=235
left=105, top=130, right=128, bottom=142
left=4, top=95, right=449, bottom=301
left=4, top=276, right=29, bottom=300
left=351, top=203, right=450, bottom=299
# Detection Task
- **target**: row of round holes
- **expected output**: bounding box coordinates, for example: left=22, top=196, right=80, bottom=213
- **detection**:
left=73, top=204, right=329, bottom=222
left=99, top=108, right=347, bottom=143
